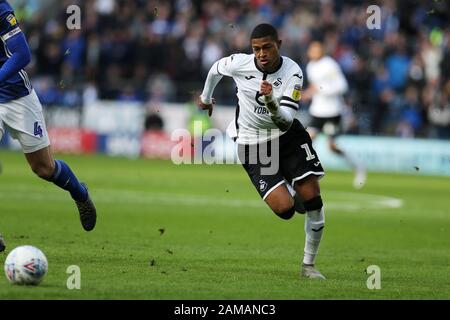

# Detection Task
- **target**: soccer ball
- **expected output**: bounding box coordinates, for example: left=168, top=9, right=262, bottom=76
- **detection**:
left=4, top=245, right=48, bottom=285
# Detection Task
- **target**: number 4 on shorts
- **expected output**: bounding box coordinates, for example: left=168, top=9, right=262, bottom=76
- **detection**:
left=34, top=121, right=43, bottom=138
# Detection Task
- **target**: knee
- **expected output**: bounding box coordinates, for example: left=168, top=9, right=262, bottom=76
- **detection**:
left=31, top=162, right=55, bottom=180
left=303, top=196, right=323, bottom=212
left=273, top=203, right=296, bottom=220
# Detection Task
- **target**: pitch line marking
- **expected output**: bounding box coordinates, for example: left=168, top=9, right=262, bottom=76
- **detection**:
left=0, top=185, right=403, bottom=212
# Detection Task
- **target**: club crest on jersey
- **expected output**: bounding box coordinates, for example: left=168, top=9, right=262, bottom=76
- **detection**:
left=273, top=78, right=282, bottom=87
left=292, top=84, right=301, bottom=101
left=6, top=14, right=17, bottom=26
left=259, top=180, right=268, bottom=192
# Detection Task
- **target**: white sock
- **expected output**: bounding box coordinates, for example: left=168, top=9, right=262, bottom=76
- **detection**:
left=303, top=207, right=325, bottom=265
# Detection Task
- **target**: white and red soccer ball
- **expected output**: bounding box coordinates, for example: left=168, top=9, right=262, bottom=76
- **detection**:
left=4, top=245, right=48, bottom=285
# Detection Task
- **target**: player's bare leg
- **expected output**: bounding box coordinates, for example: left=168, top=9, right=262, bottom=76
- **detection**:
left=24, top=146, right=97, bottom=231
left=294, top=175, right=326, bottom=279
left=328, top=137, right=366, bottom=189
left=285, top=181, right=306, bottom=214
left=263, top=177, right=325, bottom=279
left=308, top=127, right=366, bottom=189
left=264, top=183, right=296, bottom=220
left=25, top=145, right=56, bottom=179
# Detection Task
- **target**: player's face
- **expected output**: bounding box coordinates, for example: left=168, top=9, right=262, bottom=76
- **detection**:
left=307, top=42, right=324, bottom=61
left=251, top=36, right=282, bottom=72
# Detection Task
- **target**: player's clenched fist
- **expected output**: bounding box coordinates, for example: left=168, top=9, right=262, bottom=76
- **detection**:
left=197, top=95, right=215, bottom=117
left=260, top=80, right=273, bottom=96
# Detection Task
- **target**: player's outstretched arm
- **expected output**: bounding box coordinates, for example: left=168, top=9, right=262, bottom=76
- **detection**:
left=260, top=80, right=295, bottom=131
left=0, top=32, right=31, bottom=82
left=199, top=60, right=224, bottom=117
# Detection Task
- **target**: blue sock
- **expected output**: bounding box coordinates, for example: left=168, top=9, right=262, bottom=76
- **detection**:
left=51, top=160, right=88, bottom=202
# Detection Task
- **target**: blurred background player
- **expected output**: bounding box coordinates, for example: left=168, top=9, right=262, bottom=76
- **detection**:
left=198, top=24, right=326, bottom=279
left=0, top=0, right=96, bottom=252
left=302, top=41, right=367, bottom=189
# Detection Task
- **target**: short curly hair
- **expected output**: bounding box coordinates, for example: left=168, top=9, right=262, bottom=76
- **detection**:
left=250, top=23, right=279, bottom=42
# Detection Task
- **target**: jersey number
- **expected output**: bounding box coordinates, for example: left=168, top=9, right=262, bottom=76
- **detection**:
left=301, top=143, right=316, bottom=161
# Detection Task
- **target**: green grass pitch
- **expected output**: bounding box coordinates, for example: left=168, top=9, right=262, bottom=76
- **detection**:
left=0, top=149, right=449, bottom=299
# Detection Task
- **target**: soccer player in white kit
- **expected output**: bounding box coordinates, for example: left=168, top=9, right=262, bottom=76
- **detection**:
left=0, top=1, right=96, bottom=252
left=198, top=24, right=326, bottom=279
left=303, top=41, right=366, bottom=189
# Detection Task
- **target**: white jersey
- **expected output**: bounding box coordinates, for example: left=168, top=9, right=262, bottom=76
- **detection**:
left=306, top=56, right=348, bottom=118
left=216, top=54, right=303, bottom=145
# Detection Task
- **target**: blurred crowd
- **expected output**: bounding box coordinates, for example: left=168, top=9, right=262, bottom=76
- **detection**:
left=11, top=0, right=450, bottom=138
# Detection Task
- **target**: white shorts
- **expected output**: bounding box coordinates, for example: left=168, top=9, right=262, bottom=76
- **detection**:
left=0, top=90, right=50, bottom=153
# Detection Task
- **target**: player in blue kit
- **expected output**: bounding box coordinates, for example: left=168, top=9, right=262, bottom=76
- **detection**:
left=0, top=1, right=96, bottom=252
